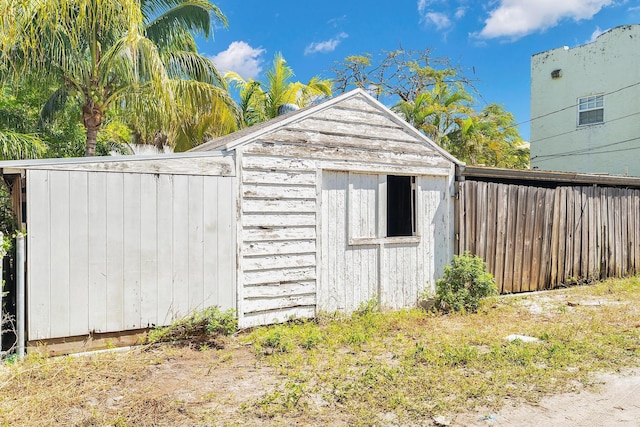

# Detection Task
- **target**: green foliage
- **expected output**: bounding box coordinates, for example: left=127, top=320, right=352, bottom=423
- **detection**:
left=259, top=327, right=296, bottom=354
left=435, top=252, right=498, bottom=313
left=227, top=52, right=332, bottom=128
left=0, top=0, right=235, bottom=155
left=354, top=298, right=380, bottom=316
left=333, top=49, right=528, bottom=169
left=147, top=306, right=237, bottom=348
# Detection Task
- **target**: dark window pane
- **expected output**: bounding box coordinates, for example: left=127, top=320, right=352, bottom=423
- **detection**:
left=387, top=175, right=415, bottom=237
left=579, top=108, right=604, bottom=125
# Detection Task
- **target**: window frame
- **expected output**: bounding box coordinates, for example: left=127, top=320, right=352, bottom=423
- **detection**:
left=347, top=172, right=420, bottom=246
left=577, top=94, right=604, bottom=126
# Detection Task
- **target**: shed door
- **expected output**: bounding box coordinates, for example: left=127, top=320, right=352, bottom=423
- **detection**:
left=320, top=171, right=379, bottom=312
left=320, top=170, right=452, bottom=313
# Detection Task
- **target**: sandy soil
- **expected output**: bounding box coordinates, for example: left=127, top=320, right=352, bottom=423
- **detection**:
left=453, top=370, right=640, bottom=426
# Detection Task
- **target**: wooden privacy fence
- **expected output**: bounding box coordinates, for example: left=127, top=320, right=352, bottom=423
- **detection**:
left=458, top=180, right=640, bottom=293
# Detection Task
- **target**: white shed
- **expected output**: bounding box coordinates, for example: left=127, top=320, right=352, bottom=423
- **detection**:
left=1, top=88, right=460, bottom=352
left=191, top=88, right=460, bottom=328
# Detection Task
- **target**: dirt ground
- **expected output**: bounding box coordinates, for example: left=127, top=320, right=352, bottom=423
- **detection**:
left=88, top=345, right=640, bottom=427
left=3, top=284, right=640, bottom=426
left=452, top=369, right=640, bottom=426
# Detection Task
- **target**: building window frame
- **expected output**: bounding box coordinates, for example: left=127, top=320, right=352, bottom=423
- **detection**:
left=577, top=94, right=604, bottom=126
left=347, top=172, right=420, bottom=245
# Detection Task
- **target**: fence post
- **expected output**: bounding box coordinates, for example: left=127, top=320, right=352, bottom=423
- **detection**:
left=16, top=233, right=25, bottom=359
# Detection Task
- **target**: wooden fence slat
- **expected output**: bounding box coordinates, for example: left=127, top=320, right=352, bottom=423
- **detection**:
left=556, top=187, right=567, bottom=283
left=586, top=187, right=595, bottom=280
left=621, top=189, right=629, bottom=275
left=550, top=188, right=561, bottom=286
left=476, top=181, right=488, bottom=260
left=458, top=182, right=465, bottom=255
left=572, top=187, right=583, bottom=280
left=530, top=188, right=545, bottom=291
left=540, top=188, right=555, bottom=289
left=613, top=188, right=622, bottom=277
left=512, top=186, right=528, bottom=293
left=466, top=181, right=477, bottom=255
left=594, top=187, right=602, bottom=279
left=602, top=188, right=610, bottom=278
left=503, top=185, right=519, bottom=293
left=494, top=184, right=508, bottom=290
left=521, top=187, right=536, bottom=292
left=485, top=183, right=498, bottom=275
left=564, top=188, right=575, bottom=282
left=579, top=188, right=589, bottom=279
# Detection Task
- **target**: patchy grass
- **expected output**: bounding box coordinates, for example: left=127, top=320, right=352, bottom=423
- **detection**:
left=1, top=277, right=640, bottom=426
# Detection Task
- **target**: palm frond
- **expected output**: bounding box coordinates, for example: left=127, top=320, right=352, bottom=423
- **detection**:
left=0, top=129, right=45, bottom=160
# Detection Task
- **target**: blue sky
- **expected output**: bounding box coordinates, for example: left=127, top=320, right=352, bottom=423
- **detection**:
left=199, top=1, right=640, bottom=141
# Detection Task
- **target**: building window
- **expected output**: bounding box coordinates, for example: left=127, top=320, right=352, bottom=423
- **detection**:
left=387, top=175, right=416, bottom=237
left=347, top=173, right=419, bottom=244
left=578, top=95, right=604, bottom=126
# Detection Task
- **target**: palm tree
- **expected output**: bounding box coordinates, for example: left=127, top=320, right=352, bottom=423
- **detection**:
left=0, top=0, right=236, bottom=156
left=130, top=0, right=239, bottom=151
left=447, top=104, right=529, bottom=168
left=227, top=53, right=333, bottom=128
left=393, top=69, right=473, bottom=146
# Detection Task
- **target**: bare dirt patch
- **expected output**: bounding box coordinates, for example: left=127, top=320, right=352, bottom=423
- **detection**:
left=453, top=369, right=640, bottom=426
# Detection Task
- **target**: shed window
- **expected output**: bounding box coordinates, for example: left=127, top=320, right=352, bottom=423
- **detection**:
left=578, top=95, right=604, bottom=126
left=347, top=172, right=418, bottom=244
left=387, top=175, right=415, bottom=237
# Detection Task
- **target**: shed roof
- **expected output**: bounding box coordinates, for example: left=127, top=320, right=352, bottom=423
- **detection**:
left=0, top=150, right=231, bottom=171
left=191, top=88, right=463, bottom=166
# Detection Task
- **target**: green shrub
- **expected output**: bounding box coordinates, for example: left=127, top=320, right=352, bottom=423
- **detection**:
left=435, top=252, right=497, bottom=313
left=147, top=306, right=237, bottom=348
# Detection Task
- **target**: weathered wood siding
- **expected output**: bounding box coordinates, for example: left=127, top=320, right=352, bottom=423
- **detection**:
left=239, top=155, right=318, bottom=327
left=237, top=94, right=455, bottom=327
left=459, top=180, right=640, bottom=293
left=319, top=171, right=452, bottom=313
left=27, top=169, right=236, bottom=340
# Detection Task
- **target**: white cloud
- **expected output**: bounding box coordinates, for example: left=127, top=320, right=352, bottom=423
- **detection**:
left=328, top=15, right=347, bottom=28
left=304, top=32, right=348, bottom=55
left=425, top=12, right=452, bottom=30
left=417, top=0, right=429, bottom=14
left=417, top=0, right=465, bottom=31
left=587, top=25, right=606, bottom=42
left=209, top=41, right=265, bottom=79
left=478, top=0, right=614, bottom=40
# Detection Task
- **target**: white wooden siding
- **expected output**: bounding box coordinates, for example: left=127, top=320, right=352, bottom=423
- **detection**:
left=348, top=173, right=378, bottom=239
left=27, top=169, right=236, bottom=340
left=320, top=171, right=379, bottom=312
left=239, top=154, right=317, bottom=327
left=319, top=171, right=453, bottom=313
left=237, top=92, right=455, bottom=326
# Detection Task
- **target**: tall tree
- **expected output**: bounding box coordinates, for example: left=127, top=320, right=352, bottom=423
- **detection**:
left=129, top=0, right=239, bottom=151
left=334, top=49, right=528, bottom=169
left=0, top=0, right=236, bottom=156
left=227, top=53, right=333, bottom=128
left=447, top=104, right=529, bottom=168
left=393, top=69, right=473, bottom=146
left=332, top=49, right=476, bottom=102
